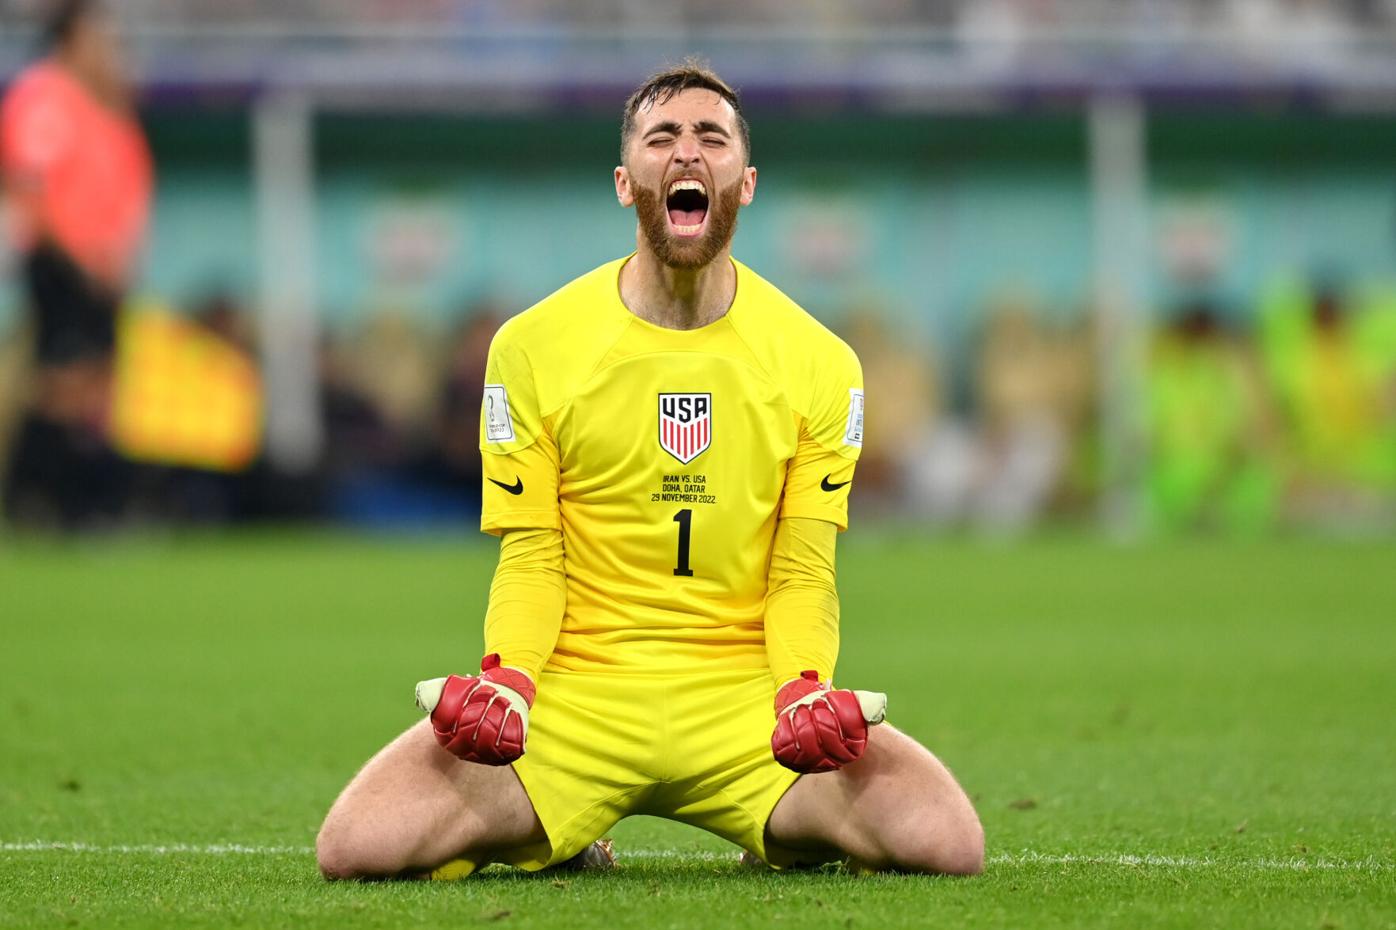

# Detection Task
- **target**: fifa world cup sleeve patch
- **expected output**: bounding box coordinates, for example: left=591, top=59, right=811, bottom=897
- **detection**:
left=483, top=385, right=516, bottom=442
left=844, top=388, right=865, bottom=448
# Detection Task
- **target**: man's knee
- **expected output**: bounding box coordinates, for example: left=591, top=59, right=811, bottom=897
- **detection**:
left=886, top=811, right=984, bottom=876
left=316, top=816, right=396, bottom=881
left=315, top=799, right=447, bottom=881
left=856, top=729, right=985, bottom=876
left=315, top=821, right=361, bottom=881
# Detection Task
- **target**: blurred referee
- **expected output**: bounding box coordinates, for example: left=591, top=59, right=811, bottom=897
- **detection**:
left=0, top=0, right=151, bottom=529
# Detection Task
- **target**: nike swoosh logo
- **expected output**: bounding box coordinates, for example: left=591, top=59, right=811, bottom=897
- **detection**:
left=489, top=476, right=524, bottom=495
left=821, top=475, right=851, bottom=492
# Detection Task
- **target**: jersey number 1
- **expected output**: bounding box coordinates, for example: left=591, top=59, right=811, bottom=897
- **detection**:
left=673, top=509, right=694, bottom=577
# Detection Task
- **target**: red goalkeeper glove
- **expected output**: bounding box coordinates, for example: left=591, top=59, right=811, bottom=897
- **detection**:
left=771, top=670, right=888, bottom=774
left=414, top=654, right=536, bottom=765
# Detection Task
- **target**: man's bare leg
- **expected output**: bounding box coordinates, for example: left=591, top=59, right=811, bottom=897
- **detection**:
left=316, top=719, right=545, bottom=880
left=765, top=724, right=984, bottom=875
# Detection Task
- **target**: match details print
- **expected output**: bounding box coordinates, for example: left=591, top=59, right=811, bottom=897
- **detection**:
left=651, top=473, right=717, bottom=505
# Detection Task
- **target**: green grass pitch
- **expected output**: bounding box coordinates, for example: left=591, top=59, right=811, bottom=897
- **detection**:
left=1, top=531, right=1393, bottom=929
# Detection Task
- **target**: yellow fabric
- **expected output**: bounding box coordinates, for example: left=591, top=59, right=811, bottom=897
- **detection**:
left=429, top=667, right=805, bottom=876
left=484, top=520, right=839, bottom=687
left=427, top=858, right=478, bottom=881
left=479, top=256, right=863, bottom=675
left=764, top=517, right=839, bottom=687
left=483, top=528, right=566, bottom=679
left=110, top=301, right=261, bottom=472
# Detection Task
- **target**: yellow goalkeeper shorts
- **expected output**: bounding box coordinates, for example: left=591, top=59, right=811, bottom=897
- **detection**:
left=433, top=665, right=802, bottom=876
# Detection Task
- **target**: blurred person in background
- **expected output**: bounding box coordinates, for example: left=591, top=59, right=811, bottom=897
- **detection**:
left=192, top=286, right=257, bottom=357
left=0, top=0, right=151, bottom=529
left=324, top=303, right=504, bottom=527
left=121, top=288, right=260, bottom=524
left=972, top=296, right=1095, bottom=532
left=838, top=305, right=944, bottom=516
left=314, top=327, right=404, bottom=523
left=1144, top=298, right=1277, bottom=534
left=341, top=307, right=442, bottom=445
left=402, top=305, right=504, bottom=517
left=895, top=295, right=1093, bottom=532
left=320, top=302, right=500, bottom=527
left=1259, top=277, right=1396, bottom=523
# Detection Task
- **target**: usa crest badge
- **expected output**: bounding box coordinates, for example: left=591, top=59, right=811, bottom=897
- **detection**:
left=658, top=393, right=712, bottom=464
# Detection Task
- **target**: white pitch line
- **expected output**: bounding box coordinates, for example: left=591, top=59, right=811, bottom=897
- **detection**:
left=1, top=842, right=1389, bottom=873
left=624, top=849, right=1392, bottom=872
left=1, top=841, right=313, bottom=855
left=996, top=850, right=1393, bottom=873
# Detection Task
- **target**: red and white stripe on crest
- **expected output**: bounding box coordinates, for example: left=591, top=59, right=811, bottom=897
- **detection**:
left=663, top=417, right=708, bottom=461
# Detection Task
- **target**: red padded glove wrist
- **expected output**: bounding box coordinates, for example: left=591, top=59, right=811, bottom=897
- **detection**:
left=479, top=652, right=536, bottom=706
left=774, top=669, right=824, bottom=712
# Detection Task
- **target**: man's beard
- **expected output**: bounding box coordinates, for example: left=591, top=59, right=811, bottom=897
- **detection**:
left=633, top=178, right=743, bottom=270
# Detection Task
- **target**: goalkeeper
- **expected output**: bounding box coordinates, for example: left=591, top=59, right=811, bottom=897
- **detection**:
left=317, top=63, right=983, bottom=879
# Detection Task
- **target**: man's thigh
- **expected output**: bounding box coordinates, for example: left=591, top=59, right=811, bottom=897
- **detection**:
left=316, top=719, right=545, bottom=879
left=765, top=724, right=984, bottom=875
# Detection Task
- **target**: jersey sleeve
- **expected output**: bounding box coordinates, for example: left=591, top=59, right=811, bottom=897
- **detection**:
left=780, top=341, right=864, bottom=530
left=483, top=527, right=565, bottom=679
left=764, top=516, right=840, bottom=686
left=479, top=330, right=562, bottom=536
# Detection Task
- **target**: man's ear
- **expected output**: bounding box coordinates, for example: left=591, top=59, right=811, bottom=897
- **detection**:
left=740, top=166, right=757, bottom=206
left=615, top=166, right=634, bottom=208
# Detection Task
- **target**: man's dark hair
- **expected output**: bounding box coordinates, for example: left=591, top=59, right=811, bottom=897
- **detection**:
left=43, top=0, right=97, bottom=51
left=621, top=60, right=750, bottom=163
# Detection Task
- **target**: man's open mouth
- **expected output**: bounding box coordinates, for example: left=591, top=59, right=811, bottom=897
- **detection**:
left=666, top=178, right=709, bottom=237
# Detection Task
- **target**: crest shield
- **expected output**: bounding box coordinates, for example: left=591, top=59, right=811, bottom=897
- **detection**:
left=658, top=393, right=712, bottom=464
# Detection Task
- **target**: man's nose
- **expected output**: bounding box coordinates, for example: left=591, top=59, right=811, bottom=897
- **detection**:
left=672, top=135, right=701, bottom=165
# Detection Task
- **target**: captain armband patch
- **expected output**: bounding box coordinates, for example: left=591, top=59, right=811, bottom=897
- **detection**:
left=483, top=384, right=516, bottom=442
left=844, top=388, right=864, bottom=448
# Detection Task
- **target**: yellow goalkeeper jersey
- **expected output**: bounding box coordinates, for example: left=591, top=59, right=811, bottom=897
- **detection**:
left=479, top=256, right=863, bottom=673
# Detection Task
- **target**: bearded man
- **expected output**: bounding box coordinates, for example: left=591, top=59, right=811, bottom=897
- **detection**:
left=316, top=63, right=983, bottom=879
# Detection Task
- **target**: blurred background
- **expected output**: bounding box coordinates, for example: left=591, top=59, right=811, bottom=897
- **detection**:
left=3, top=0, right=1396, bottom=537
